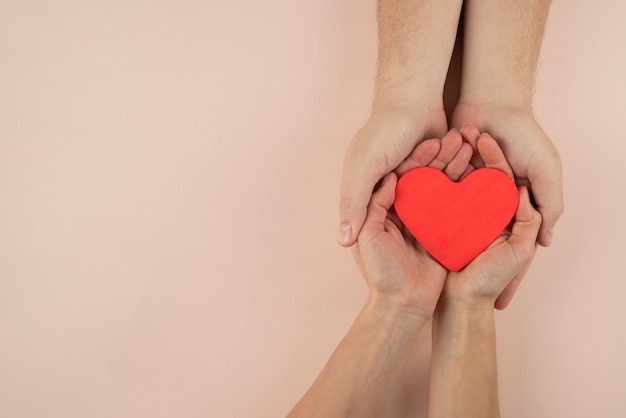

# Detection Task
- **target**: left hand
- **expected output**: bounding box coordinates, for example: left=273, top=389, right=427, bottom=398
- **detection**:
left=451, top=102, right=563, bottom=247
left=441, top=184, right=542, bottom=310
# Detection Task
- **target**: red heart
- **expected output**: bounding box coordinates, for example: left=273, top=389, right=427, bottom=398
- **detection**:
left=394, top=167, right=519, bottom=272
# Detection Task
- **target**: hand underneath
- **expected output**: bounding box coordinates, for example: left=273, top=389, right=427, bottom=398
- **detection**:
left=352, top=171, right=445, bottom=317
left=434, top=127, right=543, bottom=309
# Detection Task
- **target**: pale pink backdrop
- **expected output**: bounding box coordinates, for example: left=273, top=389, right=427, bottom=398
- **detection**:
left=1, top=1, right=624, bottom=417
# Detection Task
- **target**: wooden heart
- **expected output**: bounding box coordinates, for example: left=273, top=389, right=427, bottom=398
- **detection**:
left=394, top=167, right=519, bottom=272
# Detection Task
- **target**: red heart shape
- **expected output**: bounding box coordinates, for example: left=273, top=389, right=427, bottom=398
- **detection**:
left=394, top=167, right=519, bottom=272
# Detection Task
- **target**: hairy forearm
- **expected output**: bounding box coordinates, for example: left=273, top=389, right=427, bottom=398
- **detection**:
left=288, top=297, right=427, bottom=418
left=460, top=0, right=552, bottom=106
left=374, top=0, right=463, bottom=110
left=429, top=300, right=500, bottom=418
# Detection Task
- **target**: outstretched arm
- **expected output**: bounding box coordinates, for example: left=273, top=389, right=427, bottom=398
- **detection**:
left=287, top=297, right=426, bottom=418
left=290, top=173, right=446, bottom=417
left=428, top=134, right=543, bottom=417
left=429, top=187, right=541, bottom=418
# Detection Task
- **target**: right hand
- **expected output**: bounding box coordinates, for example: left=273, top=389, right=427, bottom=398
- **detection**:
left=441, top=185, right=542, bottom=310
left=434, top=128, right=542, bottom=310
left=339, top=104, right=447, bottom=247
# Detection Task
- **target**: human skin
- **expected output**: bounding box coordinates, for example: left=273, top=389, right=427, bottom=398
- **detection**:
left=290, top=127, right=541, bottom=417
left=452, top=0, right=562, bottom=247
left=288, top=131, right=463, bottom=417
left=340, top=0, right=562, bottom=251
left=428, top=185, right=541, bottom=418
left=288, top=172, right=445, bottom=418
left=426, top=139, right=542, bottom=418
left=338, top=0, right=463, bottom=247
left=391, top=127, right=541, bottom=417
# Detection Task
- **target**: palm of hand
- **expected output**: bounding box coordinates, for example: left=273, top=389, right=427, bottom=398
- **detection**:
left=353, top=174, right=447, bottom=312
left=393, top=126, right=527, bottom=306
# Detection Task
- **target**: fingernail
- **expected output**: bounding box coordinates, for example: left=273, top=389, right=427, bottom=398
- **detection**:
left=543, top=227, right=553, bottom=246
left=339, top=222, right=352, bottom=245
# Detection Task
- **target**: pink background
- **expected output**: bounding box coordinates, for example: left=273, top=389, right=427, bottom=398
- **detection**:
left=1, top=1, right=624, bottom=417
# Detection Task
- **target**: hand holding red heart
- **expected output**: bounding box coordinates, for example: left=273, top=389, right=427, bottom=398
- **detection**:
left=352, top=126, right=542, bottom=313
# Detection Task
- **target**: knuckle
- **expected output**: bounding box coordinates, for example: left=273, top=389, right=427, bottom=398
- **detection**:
left=339, top=195, right=360, bottom=214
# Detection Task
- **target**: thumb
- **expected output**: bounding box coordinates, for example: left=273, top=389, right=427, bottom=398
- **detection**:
left=527, top=151, right=564, bottom=247
left=338, top=149, right=389, bottom=247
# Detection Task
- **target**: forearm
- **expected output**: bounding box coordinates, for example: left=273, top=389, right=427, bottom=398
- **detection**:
left=429, top=300, right=500, bottom=418
left=459, top=0, right=552, bottom=107
left=374, top=0, right=463, bottom=110
left=288, top=297, right=428, bottom=418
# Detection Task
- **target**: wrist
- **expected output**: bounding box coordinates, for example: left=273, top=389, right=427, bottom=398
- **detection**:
left=451, top=99, right=535, bottom=129
left=456, top=92, right=533, bottom=113
left=367, top=101, right=448, bottom=142
left=372, top=90, right=444, bottom=117
left=364, top=293, right=431, bottom=338
left=434, top=297, right=495, bottom=333
left=373, top=77, right=445, bottom=113
left=458, top=74, right=534, bottom=109
left=435, top=296, right=494, bottom=319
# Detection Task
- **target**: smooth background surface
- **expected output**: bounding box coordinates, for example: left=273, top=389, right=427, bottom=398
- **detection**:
left=1, top=1, right=624, bottom=417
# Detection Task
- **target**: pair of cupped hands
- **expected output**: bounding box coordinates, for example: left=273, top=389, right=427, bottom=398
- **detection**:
left=351, top=124, right=543, bottom=316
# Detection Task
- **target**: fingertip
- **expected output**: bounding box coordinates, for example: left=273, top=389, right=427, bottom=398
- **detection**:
left=532, top=193, right=563, bottom=248
left=538, top=225, right=554, bottom=247
left=460, top=124, right=481, bottom=147
left=338, top=221, right=354, bottom=246
left=338, top=201, right=367, bottom=247
left=476, top=133, right=496, bottom=153
left=494, top=278, right=519, bottom=310
left=494, top=295, right=511, bottom=310
left=519, top=185, right=530, bottom=205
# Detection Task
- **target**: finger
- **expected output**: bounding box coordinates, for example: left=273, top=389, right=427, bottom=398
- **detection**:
left=507, top=186, right=542, bottom=269
left=477, top=134, right=515, bottom=179
left=527, top=154, right=564, bottom=247
left=494, top=275, right=520, bottom=310
left=362, top=173, right=398, bottom=233
left=470, top=153, right=485, bottom=170
left=428, top=129, right=463, bottom=170
left=459, top=124, right=481, bottom=149
left=494, top=247, right=535, bottom=310
left=395, top=138, right=441, bottom=177
left=444, top=142, right=473, bottom=181
left=461, top=125, right=486, bottom=169
left=459, top=163, right=476, bottom=180
left=339, top=140, right=393, bottom=246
